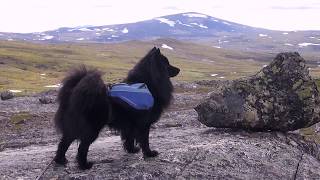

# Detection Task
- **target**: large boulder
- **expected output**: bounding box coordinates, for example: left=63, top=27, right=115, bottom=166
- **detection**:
left=195, top=52, right=320, bottom=131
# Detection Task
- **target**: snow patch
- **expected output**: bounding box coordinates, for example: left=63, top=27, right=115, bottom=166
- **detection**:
left=183, top=13, right=208, bottom=18
left=78, top=28, right=93, bottom=31
left=102, top=28, right=114, bottom=32
left=213, top=46, right=221, bottom=49
left=9, top=90, right=22, bottom=93
left=213, top=19, right=219, bottom=22
left=259, top=34, right=268, bottom=37
left=122, top=28, right=129, bottom=33
left=161, top=44, right=173, bottom=50
left=202, top=59, right=215, bottom=63
left=177, top=20, right=192, bottom=27
left=263, top=65, right=268, bottom=67
left=111, top=35, right=119, bottom=38
left=155, top=18, right=175, bottom=27
left=282, top=32, right=289, bottom=35
left=76, top=38, right=85, bottom=41
left=298, top=43, right=320, bottom=47
left=190, top=23, right=208, bottom=29
left=210, top=74, right=218, bottom=77
left=40, top=73, right=46, bottom=76
left=42, top=35, right=54, bottom=40
left=7, top=38, right=13, bottom=41
left=45, top=84, right=61, bottom=88
left=219, top=77, right=225, bottom=79
left=223, top=22, right=231, bottom=25
left=284, top=43, right=294, bottom=46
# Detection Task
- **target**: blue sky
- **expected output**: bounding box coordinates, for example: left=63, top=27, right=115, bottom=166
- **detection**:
left=0, top=0, right=319, bottom=33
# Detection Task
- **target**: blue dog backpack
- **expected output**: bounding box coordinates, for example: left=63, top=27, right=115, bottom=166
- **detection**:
left=108, top=83, right=154, bottom=110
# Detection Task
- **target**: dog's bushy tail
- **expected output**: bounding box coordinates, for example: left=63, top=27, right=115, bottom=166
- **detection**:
left=57, top=66, right=88, bottom=106
left=54, top=66, right=108, bottom=132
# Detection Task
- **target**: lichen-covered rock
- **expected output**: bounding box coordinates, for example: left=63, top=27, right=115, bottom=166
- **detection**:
left=0, top=90, right=14, bottom=100
left=195, top=52, right=320, bottom=131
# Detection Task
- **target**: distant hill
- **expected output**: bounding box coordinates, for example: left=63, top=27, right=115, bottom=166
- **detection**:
left=0, top=12, right=320, bottom=53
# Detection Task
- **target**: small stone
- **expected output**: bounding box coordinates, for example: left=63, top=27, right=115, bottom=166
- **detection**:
left=1, top=91, right=14, bottom=100
left=195, top=52, right=320, bottom=132
left=316, top=123, right=320, bottom=133
left=39, top=96, right=54, bottom=104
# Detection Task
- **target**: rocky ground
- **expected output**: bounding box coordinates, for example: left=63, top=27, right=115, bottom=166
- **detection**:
left=0, top=82, right=320, bottom=179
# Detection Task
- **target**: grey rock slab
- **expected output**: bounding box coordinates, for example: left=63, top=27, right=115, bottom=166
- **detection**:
left=1, top=128, right=319, bottom=179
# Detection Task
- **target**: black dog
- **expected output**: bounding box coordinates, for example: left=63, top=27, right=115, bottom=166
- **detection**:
left=54, top=47, right=180, bottom=169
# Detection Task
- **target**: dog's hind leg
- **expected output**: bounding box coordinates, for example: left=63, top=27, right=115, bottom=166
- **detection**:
left=54, top=136, right=74, bottom=165
left=136, top=126, right=159, bottom=158
left=76, top=132, right=98, bottom=170
left=76, top=140, right=93, bottom=170
left=121, top=127, right=140, bottom=153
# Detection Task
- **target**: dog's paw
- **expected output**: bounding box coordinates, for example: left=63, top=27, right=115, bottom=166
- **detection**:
left=144, top=150, right=159, bottom=158
left=78, top=161, right=93, bottom=170
left=54, top=156, right=68, bottom=165
left=127, top=146, right=141, bottom=154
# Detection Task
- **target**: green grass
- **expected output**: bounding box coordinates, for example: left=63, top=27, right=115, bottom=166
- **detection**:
left=1, top=39, right=319, bottom=94
left=9, top=112, right=33, bottom=130
left=300, top=126, right=320, bottom=144
left=10, top=112, right=32, bottom=124
left=1, top=39, right=320, bottom=143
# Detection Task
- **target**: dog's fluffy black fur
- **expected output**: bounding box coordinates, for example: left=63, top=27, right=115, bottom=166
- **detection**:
left=54, top=47, right=180, bottom=169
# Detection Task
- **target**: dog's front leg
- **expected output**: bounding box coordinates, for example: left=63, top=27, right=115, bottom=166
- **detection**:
left=137, top=126, right=158, bottom=158
left=121, top=127, right=140, bottom=153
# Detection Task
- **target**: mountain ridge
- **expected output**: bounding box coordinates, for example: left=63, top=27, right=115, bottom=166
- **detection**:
left=0, top=12, right=319, bottom=53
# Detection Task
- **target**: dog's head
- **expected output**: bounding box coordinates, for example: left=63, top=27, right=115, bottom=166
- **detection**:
left=147, top=47, right=180, bottom=79
left=127, top=47, right=180, bottom=107
left=127, top=47, right=180, bottom=86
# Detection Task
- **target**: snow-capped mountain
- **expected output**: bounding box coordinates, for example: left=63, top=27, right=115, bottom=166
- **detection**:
left=1, top=12, right=320, bottom=53
left=0, top=12, right=267, bottom=42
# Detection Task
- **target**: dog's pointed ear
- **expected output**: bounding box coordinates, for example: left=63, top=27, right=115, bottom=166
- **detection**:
left=148, top=47, right=158, bottom=56
left=155, top=48, right=160, bottom=55
left=151, top=48, right=160, bottom=59
left=151, top=47, right=157, bottom=52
